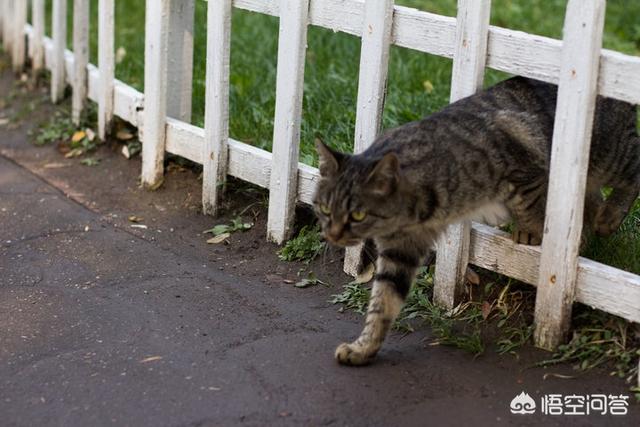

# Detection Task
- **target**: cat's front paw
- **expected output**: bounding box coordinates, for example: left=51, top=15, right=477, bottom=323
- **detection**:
left=335, top=342, right=375, bottom=366
left=511, top=229, right=541, bottom=245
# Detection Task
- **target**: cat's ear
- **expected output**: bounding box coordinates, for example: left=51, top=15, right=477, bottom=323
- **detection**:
left=316, top=139, right=343, bottom=177
left=366, top=153, right=400, bottom=196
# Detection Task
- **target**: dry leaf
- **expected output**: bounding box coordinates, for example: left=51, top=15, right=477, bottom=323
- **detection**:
left=481, top=301, right=492, bottom=320
left=543, top=373, right=576, bottom=380
left=121, top=145, right=131, bottom=159
left=43, top=162, right=69, bottom=169
left=130, top=224, right=148, bottom=229
left=128, top=215, right=144, bottom=223
left=354, top=263, right=375, bottom=284
left=207, top=232, right=230, bottom=244
left=139, top=356, right=162, bottom=363
left=116, top=130, right=134, bottom=141
left=71, top=130, right=86, bottom=143
left=85, top=128, right=96, bottom=141
left=64, top=148, right=84, bottom=158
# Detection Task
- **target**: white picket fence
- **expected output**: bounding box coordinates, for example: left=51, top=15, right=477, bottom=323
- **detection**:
left=1, top=0, right=639, bottom=354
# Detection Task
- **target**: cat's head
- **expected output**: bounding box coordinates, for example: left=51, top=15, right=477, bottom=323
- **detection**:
left=313, top=140, right=411, bottom=246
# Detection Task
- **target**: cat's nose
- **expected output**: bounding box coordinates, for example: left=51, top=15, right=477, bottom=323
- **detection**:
left=327, top=223, right=343, bottom=242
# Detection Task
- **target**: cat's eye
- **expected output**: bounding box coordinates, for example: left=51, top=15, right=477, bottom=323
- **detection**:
left=319, top=204, right=331, bottom=215
left=351, top=211, right=367, bottom=222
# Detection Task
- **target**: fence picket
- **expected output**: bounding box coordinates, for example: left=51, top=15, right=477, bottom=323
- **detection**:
left=343, top=0, right=395, bottom=276
left=167, top=0, right=195, bottom=122
left=2, top=0, right=13, bottom=51
left=98, top=0, right=114, bottom=139
left=72, top=0, right=90, bottom=125
left=433, top=0, right=491, bottom=309
left=202, top=0, right=232, bottom=216
left=266, top=0, right=310, bottom=244
left=12, top=0, right=27, bottom=72
left=533, top=0, right=606, bottom=350
left=51, top=0, right=66, bottom=103
left=141, top=0, right=171, bottom=188
left=31, top=0, right=45, bottom=72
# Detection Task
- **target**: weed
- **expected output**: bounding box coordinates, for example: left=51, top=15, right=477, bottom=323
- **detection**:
left=203, top=216, right=253, bottom=236
left=330, top=282, right=371, bottom=315
left=34, top=110, right=75, bottom=146
left=278, top=225, right=326, bottom=263
left=538, top=308, right=640, bottom=392
left=80, top=157, right=100, bottom=167
left=294, top=271, right=329, bottom=288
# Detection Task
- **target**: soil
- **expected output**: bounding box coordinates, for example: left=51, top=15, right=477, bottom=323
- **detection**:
left=0, top=61, right=638, bottom=426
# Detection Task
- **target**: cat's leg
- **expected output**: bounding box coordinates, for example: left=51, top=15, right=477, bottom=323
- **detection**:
left=506, top=178, right=548, bottom=246
left=335, top=244, right=424, bottom=366
left=593, top=185, right=639, bottom=237
left=592, top=141, right=640, bottom=236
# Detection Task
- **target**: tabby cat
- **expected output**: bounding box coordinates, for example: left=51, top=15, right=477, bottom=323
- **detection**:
left=313, top=76, right=640, bottom=365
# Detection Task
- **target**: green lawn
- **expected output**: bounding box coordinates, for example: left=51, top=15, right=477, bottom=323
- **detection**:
left=39, top=0, right=640, bottom=273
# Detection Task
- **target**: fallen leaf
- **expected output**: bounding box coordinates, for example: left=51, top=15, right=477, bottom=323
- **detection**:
left=71, top=130, right=86, bottom=143
left=207, top=232, right=230, bottom=244
left=64, top=147, right=84, bottom=158
left=139, top=356, right=163, bottom=363
left=294, top=279, right=316, bottom=288
left=283, top=279, right=295, bottom=284
left=121, top=145, right=131, bottom=159
left=43, top=162, right=69, bottom=169
left=85, top=128, right=96, bottom=141
left=128, top=215, right=144, bottom=223
left=543, top=373, right=576, bottom=380
left=130, top=224, right=148, bottom=229
left=481, top=301, right=492, bottom=320
left=0, top=118, right=9, bottom=126
left=116, top=130, right=135, bottom=141
left=354, top=263, right=375, bottom=284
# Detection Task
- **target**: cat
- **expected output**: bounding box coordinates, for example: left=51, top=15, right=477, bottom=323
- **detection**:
left=313, top=76, right=640, bottom=366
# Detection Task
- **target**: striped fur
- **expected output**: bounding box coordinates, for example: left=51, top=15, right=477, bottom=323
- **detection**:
left=315, top=76, right=640, bottom=365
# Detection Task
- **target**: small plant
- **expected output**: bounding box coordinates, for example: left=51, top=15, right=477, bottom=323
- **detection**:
left=203, top=216, right=254, bottom=236
left=34, top=111, right=75, bottom=146
left=278, top=225, right=326, bottom=263
left=80, top=157, right=100, bottom=167
left=538, top=309, right=640, bottom=394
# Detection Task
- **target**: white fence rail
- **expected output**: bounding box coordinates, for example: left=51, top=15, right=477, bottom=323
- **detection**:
left=1, top=0, right=639, bottom=353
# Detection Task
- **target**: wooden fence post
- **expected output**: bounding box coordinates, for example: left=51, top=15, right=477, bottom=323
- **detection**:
left=51, top=0, right=67, bottom=103
left=72, top=0, right=90, bottom=125
left=167, top=0, right=194, bottom=122
left=202, top=0, right=231, bottom=215
left=343, top=0, right=395, bottom=276
left=12, top=0, right=27, bottom=72
left=98, top=0, right=114, bottom=139
left=2, top=0, right=13, bottom=52
left=142, top=0, right=171, bottom=188
left=31, top=0, right=45, bottom=73
left=433, top=0, right=491, bottom=309
left=266, top=0, right=310, bottom=244
left=534, top=0, right=606, bottom=350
